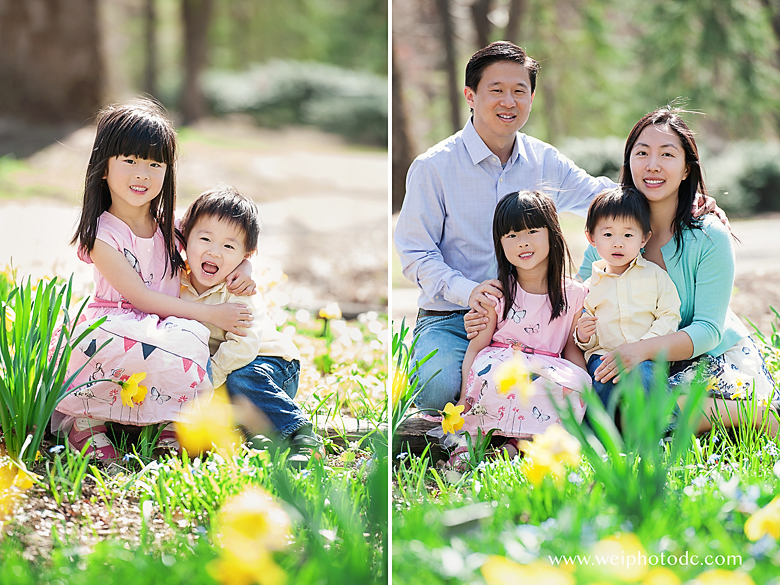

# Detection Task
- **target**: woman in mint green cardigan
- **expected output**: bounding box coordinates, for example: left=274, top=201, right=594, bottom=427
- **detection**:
left=581, top=106, right=778, bottom=433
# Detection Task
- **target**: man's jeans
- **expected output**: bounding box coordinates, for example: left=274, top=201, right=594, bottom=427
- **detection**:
left=226, top=357, right=309, bottom=439
left=587, top=354, right=656, bottom=408
left=411, top=313, right=469, bottom=412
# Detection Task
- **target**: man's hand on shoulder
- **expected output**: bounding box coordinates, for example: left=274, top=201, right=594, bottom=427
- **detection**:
left=693, top=193, right=731, bottom=234
left=467, top=279, right=502, bottom=315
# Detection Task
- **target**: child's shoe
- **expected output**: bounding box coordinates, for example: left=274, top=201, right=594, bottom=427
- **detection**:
left=154, top=423, right=181, bottom=456
left=68, top=418, right=119, bottom=461
left=286, top=425, right=325, bottom=470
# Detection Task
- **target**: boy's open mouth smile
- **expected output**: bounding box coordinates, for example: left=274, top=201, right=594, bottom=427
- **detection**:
left=201, top=262, right=219, bottom=275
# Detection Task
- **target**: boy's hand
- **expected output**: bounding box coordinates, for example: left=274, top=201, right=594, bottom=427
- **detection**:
left=226, top=258, right=257, bottom=296
left=576, top=314, right=597, bottom=343
left=209, top=302, right=254, bottom=336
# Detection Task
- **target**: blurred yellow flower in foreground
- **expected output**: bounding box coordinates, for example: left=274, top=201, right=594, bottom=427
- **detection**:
left=694, top=569, right=755, bottom=585
left=3, top=305, right=13, bottom=332
left=118, top=372, right=148, bottom=407
left=441, top=402, right=465, bottom=435
left=209, top=486, right=291, bottom=585
left=481, top=556, right=574, bottom=585
left=176, top=385, right=241, bottom=456
left=744, top=495, right=780, bottom=541
left=590, top=532, right=648, bottom=581
left=391, top=366, right=408, bottom=407
left=641, top=567, right=680, bottom=585
left=319, top=302, right=342, bottom=320
left=494, top=357, right=534, bottom=404
left=518, top=425, right=581, bottom=486
left=0, top=449, right=35, bottom=521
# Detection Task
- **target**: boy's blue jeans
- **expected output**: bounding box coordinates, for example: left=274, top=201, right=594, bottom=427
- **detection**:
left=411, top=312, right=469, bottom=411
left=225, top=357, right=310, bottom=439
left=587, top=354, right=656, bottom=408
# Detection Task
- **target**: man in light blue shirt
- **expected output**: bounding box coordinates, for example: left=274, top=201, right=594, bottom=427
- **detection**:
left=394, top=41, right=614, bottom=411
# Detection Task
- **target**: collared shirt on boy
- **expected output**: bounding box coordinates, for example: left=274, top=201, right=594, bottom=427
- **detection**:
left=180, top=272, right=300, bottom=388
left=576, top=254, right=681, bottom=362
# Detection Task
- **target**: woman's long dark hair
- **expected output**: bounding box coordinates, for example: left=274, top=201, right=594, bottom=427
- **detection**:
left=620, top=105, right=706, bottom=253
left=493, top=190, right=574, bottom=322
left=71, top=98, right=183, bottom=278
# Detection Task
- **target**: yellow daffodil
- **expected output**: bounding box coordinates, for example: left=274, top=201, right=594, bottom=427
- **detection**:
left=481, top=556, right=575, bottom=585
left=642, top=567, right=681, bottom=585
left=744, top=495, right=780, bottom=541
left=441, top=402, right=465, bottom=434
left=2, top=305, right=13, bottom=332
left=494, top=357, right=534, bottom=404
left=118, top=372, right=148, bottom=407
left=208, top=486, right=291, bottom=585
left=590, top=532, right=648, bottom=581
left=319, top=302, right=342, bottom=320
left=175, top=385, right=241, bottom=456
left=391, top=366, right=408, bottom=407
left=705, top=376, right=719, bottom=393
left=694, top=569, right=755, bottom=585
left=518, top=425, right=581, bottom=486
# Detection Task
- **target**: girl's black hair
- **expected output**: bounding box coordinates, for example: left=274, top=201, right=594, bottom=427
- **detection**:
left=71, top=98, right=183, bottom=277
left=493, top=190, right=574, bottom=322
left=620, top=104, right=705, bottom=253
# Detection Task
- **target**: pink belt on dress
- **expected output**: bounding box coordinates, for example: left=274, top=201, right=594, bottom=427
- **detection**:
left=87, top=297, right=137, bottom=311
left=491, top=341, right=560, bottom=358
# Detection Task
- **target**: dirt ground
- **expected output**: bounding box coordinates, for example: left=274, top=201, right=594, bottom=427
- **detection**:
left=0, top=117, right=388, bottom=315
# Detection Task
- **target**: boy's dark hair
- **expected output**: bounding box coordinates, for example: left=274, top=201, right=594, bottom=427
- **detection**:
left=493, top=190, right=573, bottom=322
left=179, top=186, right=261, bottom=254
left=585, top=186, right=652, bottom=236
left=465, top=41, right=540, bottom=93
left=71, top=98, right=183, bottom=277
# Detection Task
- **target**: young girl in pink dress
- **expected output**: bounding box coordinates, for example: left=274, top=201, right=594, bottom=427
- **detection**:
left=455, top=190, right=591, bottom=457
left=54, top=99, right=254, bottom=460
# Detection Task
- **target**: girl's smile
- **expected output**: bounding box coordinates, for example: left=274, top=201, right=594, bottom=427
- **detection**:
left=104, top=155, right=167, bottom=216
left=501, top=227, right=549, bottom=274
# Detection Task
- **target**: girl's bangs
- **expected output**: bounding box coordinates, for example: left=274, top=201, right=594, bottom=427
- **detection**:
left=102, top=117, right=175, bottom=165
left=496, top=198, right=549, bottom=236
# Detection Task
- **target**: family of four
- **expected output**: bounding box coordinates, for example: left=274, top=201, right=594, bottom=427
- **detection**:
left=395, top=41, right=779, bottom=457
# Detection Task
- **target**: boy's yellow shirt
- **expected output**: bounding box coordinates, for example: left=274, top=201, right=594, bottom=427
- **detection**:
left=180, top=272, right=300, bottom=388
left=576, top=254, right=681, bottom=362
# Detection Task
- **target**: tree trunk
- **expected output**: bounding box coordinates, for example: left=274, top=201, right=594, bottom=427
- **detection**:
left=392, top=46, right=415, bottom=213
left=142, top=0, right=158, bottom=98
left=504, top=0, right=526, bottom=44
left=0, top=0, right=103, bottom=123
left=471, top=0, right=492, bottom=49
left=180, top=0, right=213, bottom=125
left=435, top=0, right=462, bottom=134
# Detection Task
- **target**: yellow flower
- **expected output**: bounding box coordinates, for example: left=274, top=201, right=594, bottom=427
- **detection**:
left=2, top=305, right=13, bottom=332
left=481, top=556, right=575, bottom=585
left=642, top=567, right=680, bottom=585
left=518, top=426, right=581, bottom=486
left=175, top=385, right=241, bottom=456
left=118, top=372, right=148, bottom=407
left=209, top=486, right=291, bottom=585
left=744, top=495, right=780, bottom=541
left=591, top=532, right=648, bottom=581
left=705, top=376, right=719, bottom=393
left=694, top=569, right=755, bottom=585
left=391, top=366, right=408, bottom=407
left=319, top=302, right=342, bottom=320
left=494, top=357, right=535, bottom=404
left=441, top=402, right=465, bottom=434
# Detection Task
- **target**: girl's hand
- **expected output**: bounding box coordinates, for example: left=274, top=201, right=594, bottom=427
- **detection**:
left=467, top=279, right=502, bottom=314
left=576, top=314, right=597, bottom=343
left=464, top=309, right=489, bottom=340
left=209, top=302, right=254, bottom=336
left=593, top=342, right=648, bottom=383
left=226, top=258, right=257, bottom=296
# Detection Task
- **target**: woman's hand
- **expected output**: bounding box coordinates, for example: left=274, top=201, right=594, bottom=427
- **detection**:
left=208, top=302, right=254, bottom=336
left=226, top=258, right=257, bottom=296
left=464, top=309, right=489, bottom=340
left=593, top=341, right=649, bottom=383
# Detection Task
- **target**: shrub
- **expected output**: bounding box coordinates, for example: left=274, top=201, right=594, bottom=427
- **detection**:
left=558, top=136, right=624, bottom=182
left=202, top=61, right=387, bottom=146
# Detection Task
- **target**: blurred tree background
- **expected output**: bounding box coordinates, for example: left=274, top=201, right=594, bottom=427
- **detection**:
left=0, top=0, right=388, bottom=147
left=392, top=0, right=780, bottom=215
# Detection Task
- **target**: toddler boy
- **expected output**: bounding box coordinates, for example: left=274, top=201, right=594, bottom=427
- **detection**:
left=179, top=186, right=323, bottom=467
left=575, top=186, right=681, bottom=407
